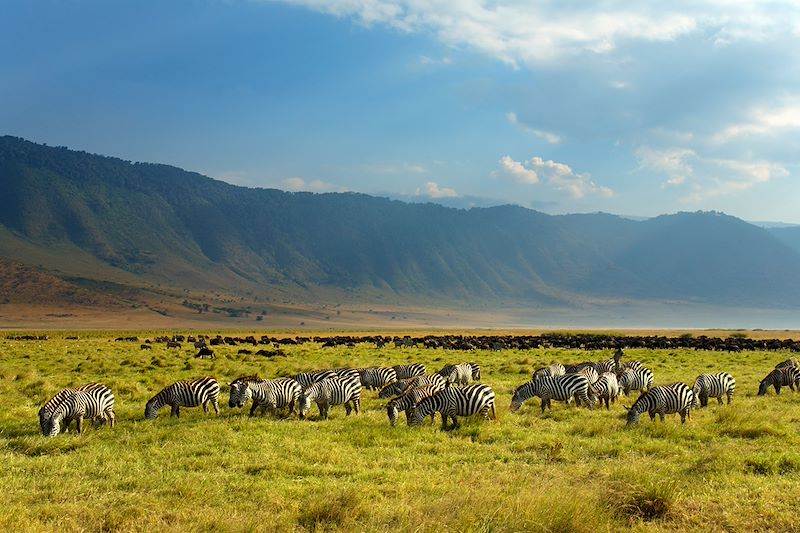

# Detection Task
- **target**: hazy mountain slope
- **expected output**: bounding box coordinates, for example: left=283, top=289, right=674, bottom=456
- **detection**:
left=2, top=135, right=800, bottom=308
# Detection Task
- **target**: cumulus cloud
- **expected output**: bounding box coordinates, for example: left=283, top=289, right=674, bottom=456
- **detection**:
left=712, top=101, right=800, bottom=143
left=497, top=155, right=539, bottom=184
left=506, top=112, right=561, bottom=144
left=496, top=155, right=612, bottom=198
left=415, top=181, right=459, bottom=198
left=280, top=177, right=338, bottom=192
left=274, top=1, right=799, bottom=67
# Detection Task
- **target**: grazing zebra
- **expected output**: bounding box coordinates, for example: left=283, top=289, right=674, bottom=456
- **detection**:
left=145, top=376, right=220, bottom=419
left=39, top=383, right=115, bottom=436
left=532, top=363, right=565, bottom=381
left=589, top=372, right=620, bottom=410
left=409, top=384, right=496, bottom=430
left=438, top=362, right=479, bottom=386
left=593, top=348, right=625, bottom=376
left=392, top=363, right=426, bottom=380
left=357, top=367, right=398, bottom=390
left=228, top=376, right=302, bottom=417
left=692, top=372, right=735, bottom=407
left=618, top=367, right=654, bottom=396
left=775, top=358, right=799, bottom=369
left=292, top=369, right=338, bottom=390
left=626, top=383, right=694, bottom=425
left=758, top=367, right=800, bottom=395
left=334, top=368, right=361, bottom=382
left=510, top=374, right=592, bottom=413
left=563, top=362, right=594, bottom=374
left=298, top=377, right=361, bottom=419
left=386, top=384, right=443, bottom=426
left=378, top=374, right=445, bottom=399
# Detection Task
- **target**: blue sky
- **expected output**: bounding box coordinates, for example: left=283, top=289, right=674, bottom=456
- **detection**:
left=3, top=1, right=800, bottom=223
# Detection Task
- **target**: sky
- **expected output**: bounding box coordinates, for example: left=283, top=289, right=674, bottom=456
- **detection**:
left=2, top=1, right=800, bottom=223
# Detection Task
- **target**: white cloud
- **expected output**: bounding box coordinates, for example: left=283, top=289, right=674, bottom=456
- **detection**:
left=275, top=1, right=800, bottom=67
left=415, top=181, right=459, bottom=198
left=506, top=112, right=561, bottom=144
left=713, top=101, right=800, bottom=143
left=280, top=177, right=338, bottom=192
left=364, top=162, right=429, bottom=174
left=497, top=155, right=539, bottom=184
left=496, top=155, right=612, bottom=198
left=635, top=146, right=696, bottom=188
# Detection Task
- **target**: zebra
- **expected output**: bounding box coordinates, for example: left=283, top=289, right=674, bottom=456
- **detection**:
left=392, top=363, right=426, bottom=380
left=291, top=369, right=338, bottom=390
left=758, top=367, right=800, bottom=395
left=334, top=368, right=360, bottom=382
left=357, top=367, right=397, bottom=390
left=228, top=376, right=302, bottom=417
left=510, top=374, right=592, bottom=413
left=145, top=376, right=220, bottom=419
left=588, top=372, right=620, bottom=410
left=298, top=377, right=362, bottom=419
left=39, top=383, right=115, bottom=436
left=563, top=362, right=594, bottom=374
left=378, top=374, right=445, bottom=399
left=437, top=362, right=479, bottom=385
left=386, top=384, right=443, bottom=426
left=626, top=383, right=694, bottom=425
left=618, top=367, right=654, bottom=396
left=409, top=384, right=496, bottom=430
left=532, top=363, right=565, bottom=381
left=692, top=372, right=735, bottom=407
left=775, top=358, right=799, bottom=369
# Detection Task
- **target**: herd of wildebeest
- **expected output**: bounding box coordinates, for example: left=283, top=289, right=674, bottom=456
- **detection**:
left=14, top=332, right=800, bottom=436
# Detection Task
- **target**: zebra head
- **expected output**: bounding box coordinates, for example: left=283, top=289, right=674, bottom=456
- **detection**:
left=298, top=392, right=312, bottom=419
left=144, top=399, right=159, bottom=419
left=228, top=382, right=251, bottom=409
left=38, top=407, right=51, bottom=436
left=386, top=401, right=400, bottom=427
left=46, top=415, right=62, bottom=437
left=625, top=406, right=641, bottom=426
left=509, top=382, right=535, bottom=413
left=757, top=378, right=770, bottom=396
left=408, top=406, right=426, bottom=427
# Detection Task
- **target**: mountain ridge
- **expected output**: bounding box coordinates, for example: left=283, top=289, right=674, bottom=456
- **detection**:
left=2, top=135, right=799, bottom=313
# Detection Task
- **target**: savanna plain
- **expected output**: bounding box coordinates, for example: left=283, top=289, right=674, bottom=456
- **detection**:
left=2, top=331, right=800, bottom=532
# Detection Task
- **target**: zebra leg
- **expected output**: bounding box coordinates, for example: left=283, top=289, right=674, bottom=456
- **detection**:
left=202, top=401, right=209, bottom=414
left=76, top=415, right=84, bottom=434
left=727, top=392, right=733, bottom=405
left=344, top=402, right=353, bottom=416
left=249, top=402, right=258, bottom=417
left=717, top=396, right=723, bottom=405
left=658, top=411, right=666, bottom=422
left=353, top=398, right=360, bottom=415
left=775, top=385, right=782, bottom=395
left=172, top=405, right=180, bottom=417
left=107, top=409, right=116, bottom=428
left=450, top=415, right=459, bottom=430
left=540, top=399, right=547, bottom=413
left=212, top=400, right=220, bottom=415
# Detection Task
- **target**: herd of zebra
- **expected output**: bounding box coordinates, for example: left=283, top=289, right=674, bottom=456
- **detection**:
left=36, top=350, right=800, bottom=436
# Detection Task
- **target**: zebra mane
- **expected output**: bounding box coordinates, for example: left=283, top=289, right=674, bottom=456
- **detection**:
left=231, top=375, right=263, bottom=385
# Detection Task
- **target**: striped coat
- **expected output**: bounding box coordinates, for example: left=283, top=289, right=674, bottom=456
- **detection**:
left=618, top=367, right=654, bottom=396
left=145, top=376, right=220, bottom=419
left=386, top=384, right=443, bottom=426
left=510, top=374, right=592, bottom=413
left=292, top=370, right=338, bottom=390
left=392, top=363, right=426, bottom=380
left=626, top=383, right=694, bottom=425
left=378, top=374, right=445, bottom=399
left=438, top=363, right=480, bottom=386
left=589, top=372, right=620, bottom=410
left=357, top=367, right=398, bottom=390
left=228, top=376, right=302, bottom=416
left=692, top=372, right=735, bottom=407
left=409, top=384, right=496, bottom=430
left=39, top=383, right=115, bottom=436
left=298, top=377, right=361, bottom=419
left=758, top=367, right=800, bottom=395
left=532, top=363, right=566, bottom=381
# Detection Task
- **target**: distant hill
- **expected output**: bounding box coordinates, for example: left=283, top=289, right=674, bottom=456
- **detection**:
left=2, top=135, right=800, bottom=311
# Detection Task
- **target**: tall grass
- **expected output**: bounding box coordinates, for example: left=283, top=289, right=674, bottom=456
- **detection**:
left=1, top=333, right=800, bottom=531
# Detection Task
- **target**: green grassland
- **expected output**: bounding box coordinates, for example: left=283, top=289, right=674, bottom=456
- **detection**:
left=2, top=332, right=800, bottom=532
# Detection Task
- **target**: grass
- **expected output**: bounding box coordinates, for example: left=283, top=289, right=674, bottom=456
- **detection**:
left=1, top=331, right=800, bottom=531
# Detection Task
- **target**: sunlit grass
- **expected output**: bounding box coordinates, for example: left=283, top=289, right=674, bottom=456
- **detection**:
left=1, top=331, right=800, bottom=531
